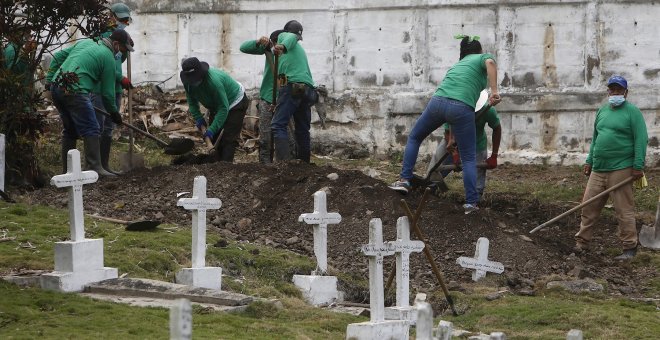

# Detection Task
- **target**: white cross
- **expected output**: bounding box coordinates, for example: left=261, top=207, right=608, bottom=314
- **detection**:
left=298, top=191, right=341, bottom=274
left=169, top=298, right=192, bottom=340
left=389, top=216, right=424, bottom=308
left=361, top=218, right=395, bottom=322
left=50, top=149, right=98, bottom=242
left=456, top=237, right=504, bottom=281
left=177, top=176, right=221, bottom=268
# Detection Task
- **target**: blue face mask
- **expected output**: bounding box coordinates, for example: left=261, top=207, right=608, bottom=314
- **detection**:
left=116, top=22, right=127, bottom=30
left=608, top=95, right=625, bottom=107
left=115, top=51, right=123, bottom=60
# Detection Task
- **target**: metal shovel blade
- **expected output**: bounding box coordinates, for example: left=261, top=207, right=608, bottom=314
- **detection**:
left=639, top=198, right=660, bottom=250
left=125, top=220, right=161, bottom=231
left=164, top=138, right=195, bottom=155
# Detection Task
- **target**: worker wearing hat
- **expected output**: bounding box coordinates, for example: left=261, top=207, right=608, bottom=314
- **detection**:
left=180, top=57, right=249, bottom=162
left=270, top=20, right=318, bottom=163
left=574, top=75, right=648, bottom=260
left=50, top=29, right=134, bottom=177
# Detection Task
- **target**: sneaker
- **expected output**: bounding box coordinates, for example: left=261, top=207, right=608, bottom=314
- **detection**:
left=389, top=179, right=411, bottom=194
left=614, top=247, right=637, bottom=260
left=463, top=203, right=479, bottom=214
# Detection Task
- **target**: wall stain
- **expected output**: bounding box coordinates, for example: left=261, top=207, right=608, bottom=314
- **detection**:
left=402, top=31, right=410, bottom=43
left=543, top=24, right=558, bottom=88
left=586, top=56, right=600, bottom=84
left=643, top=68, right=660, bottom=79
left=394, top=124, right=407, bottom=145
left=512, top=72, right=536, bottom=88
left=650, top=136, right=659, bottom=147
left=506, top=31, right=513, bottom=45
left=402, top=52, right=411, bottom=63
left=540, top=111, right=558, bottom=151
left=383, top=74, right=410, bottom=86
left=221, top=14, right=231, bottom=68
left=501, top=72, right=511, bottom=87
left=349, top=56, right=355, bottom=66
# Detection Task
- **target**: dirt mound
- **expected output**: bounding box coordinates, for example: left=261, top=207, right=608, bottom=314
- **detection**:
left=29, top=161, right=657, bottom=303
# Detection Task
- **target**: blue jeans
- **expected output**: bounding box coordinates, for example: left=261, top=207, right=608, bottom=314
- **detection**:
left=91, top=93, right=120, bottom=137
left=400, top=96, right=478, bottom=204
left=52, top=86, right=100, bottom=138
left=271, top=83, right=318, bottom=161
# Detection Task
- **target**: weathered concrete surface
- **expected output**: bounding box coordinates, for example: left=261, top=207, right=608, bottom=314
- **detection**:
left=85, top=278, right=253, bottom=306
left=80, top=293, right=249, bottom=312
left=110, top=1, right=659, bottom=164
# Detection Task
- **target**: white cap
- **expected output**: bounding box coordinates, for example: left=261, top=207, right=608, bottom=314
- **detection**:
left=475, top=90, right=488, bottom=112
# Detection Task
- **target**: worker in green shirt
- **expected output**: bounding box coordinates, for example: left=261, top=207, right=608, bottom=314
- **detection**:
left=574, top=75, right=648, bottom=260
left=180, top=57, right=249, bottom=162
left=427, top=90, right=501, bottom=197
left=271, top=20, right=318, bottom=163
left=49, top=29, right=133, bottom=177
left=389, top=35, right=501, bottom=214
left=3, top=13, right=36, bottom=100
left=239, top=31, right=296, bottom=163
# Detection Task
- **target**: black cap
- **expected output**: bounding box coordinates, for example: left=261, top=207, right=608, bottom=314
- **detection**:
left=284, top=20, right=303, bottom=40
left=180, top=57, right=209, bottom=86
left=109, top=29, right=134, bottom=52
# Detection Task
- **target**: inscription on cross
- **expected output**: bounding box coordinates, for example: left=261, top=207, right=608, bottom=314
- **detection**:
left=390, top=216, right=424, bottom=308
left=361, top=218, right=396, bottom=322
left=177, top=176, right=221, bottom=268
left=456, top=237, right=504, bottom=281
left=298, top=191, right=341, bottom=274
left=50, top=149, right=99, bottom=242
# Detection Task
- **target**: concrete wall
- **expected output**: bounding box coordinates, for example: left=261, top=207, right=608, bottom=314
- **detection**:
left=119, top=0, right=660, bottom=165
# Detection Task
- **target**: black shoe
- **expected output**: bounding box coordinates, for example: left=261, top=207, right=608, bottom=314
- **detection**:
left=614, top=247, right=637, bottom=260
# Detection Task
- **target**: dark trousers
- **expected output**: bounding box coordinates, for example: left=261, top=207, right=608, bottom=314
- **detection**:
left=51, top=86, right=99, bottom=138
left=271, top=83, right=317, bottom=162
left=209, top=94, right=249, bottom=162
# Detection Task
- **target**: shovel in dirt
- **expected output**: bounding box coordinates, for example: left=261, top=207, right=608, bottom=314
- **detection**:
left=639, top=195, right=660, bottom=250
left=87, top=214, right=161, bottom=231
left=529, top=176, right=635, bottom=234
left=94, top=106, right=195, bottom=156
left=120, top=52, right=145, bottom=172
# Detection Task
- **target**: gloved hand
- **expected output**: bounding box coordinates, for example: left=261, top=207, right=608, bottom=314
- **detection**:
left=110, top=111, right=123, bottom=125
left=203, top=129, right=215, bottom=141
left=120, top=77, right=134, bottom=90
left=195, top=118, right=207, bottom=130
left=486, top=154, right=498, bottom=169
left=583, top=164, right=592, bottom=177
left=452, top=151, right=461, bottom=166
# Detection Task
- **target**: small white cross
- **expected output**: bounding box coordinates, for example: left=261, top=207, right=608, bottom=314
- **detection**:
left=361, top=218, right=396, bottom=322
left=389, top=216, right=424, bottom=308
left=177, top=176, right=221, bottom=268
left=298, top=191, right=341, bottom=274
left=50, top=149, right=98, bottom=242
left=456, top=237, right=504, bottom=281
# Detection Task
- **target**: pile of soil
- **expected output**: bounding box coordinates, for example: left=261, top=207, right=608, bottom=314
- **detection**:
left=28, top=161, right=658, bottom=307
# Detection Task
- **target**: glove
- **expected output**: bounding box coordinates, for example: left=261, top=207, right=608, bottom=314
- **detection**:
left=583, top=164, right=592, bottom=177
left=486, top=155, right=498, bottom=169
left=120, top=77, right=134, bottom=90
left=195, top=118, right=207, bottom=130
left=110, top=111, right=123, bottom=125
left=452, top=151, right=461, bottom=166
left=203, top=129, right=215, bottom=141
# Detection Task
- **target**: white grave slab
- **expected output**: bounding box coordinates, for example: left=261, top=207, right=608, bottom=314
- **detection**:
left=176, top=176, right=223, bottom=290
left=567, top=329, right=583, bottom=340
left=294, top=191, right=343, bottom=306
left=456, top=237, right=504, bottom=281
left=40, top=150, right=117, bottom=292
left=170, top=298, right=192, bottom=340
left=436, top=320, right=454, bottom=340
left=414, top=301, right=433, bottom=340
left=385, top=216, right=425, bottom=324
left=345, top=218, right=409, bottom=340
left=0, top=133, right=5, bottom=192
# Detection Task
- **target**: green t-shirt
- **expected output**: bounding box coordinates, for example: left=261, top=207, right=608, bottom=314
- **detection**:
left=434, top=53, right=495, bottom=109
left=277, top=32, right=314, bottom=87
left=184, top=67, right=242, bottom=134
left=3, top=42, right=33, bottom=87
left=586, top=101, right=648, bottom=171
left=239, top=39, right=275, bottom=104
left=100, top=30, right=127, bottom=94
left=444, top=106, right=500, bottom=151
left=55, top=41, right=119, bottom=113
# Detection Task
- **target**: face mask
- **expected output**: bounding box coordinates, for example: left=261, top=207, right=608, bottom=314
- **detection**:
left=608, top=95, right=625, bottom=107
left=115, top=51, right=123, bottom=60
left=116, top=22, right=127, bottom=30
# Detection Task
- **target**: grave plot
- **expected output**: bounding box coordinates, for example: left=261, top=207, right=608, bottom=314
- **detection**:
left=29, top=161, right=659, bottom=310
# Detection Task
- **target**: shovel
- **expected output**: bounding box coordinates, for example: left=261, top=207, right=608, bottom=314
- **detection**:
left=639, top=195, right=660, bottom=250
left=87, top=214, right=161, bottom=231
left=95, top=106, right=195, bottom=155
left=529, top=176, right=635, bottom=234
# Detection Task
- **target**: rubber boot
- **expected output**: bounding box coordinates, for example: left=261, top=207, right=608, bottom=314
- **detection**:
left=100, top=135, right=121, bottom=175
left=83, top=136, right=116, bottom=177
left=274, top=137, right=291, bottom=162
left=61, top=137, right=78, bottom=174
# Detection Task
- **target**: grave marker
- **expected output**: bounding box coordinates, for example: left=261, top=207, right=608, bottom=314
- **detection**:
left=170, top=298, right=192, bottom=340
left=385, top=216, right=424, bottom=323
left=345, top=218, right=409, bottom=340
left=456, top=237, right=504, bottom=281
left=298, top=190, right=341, bottom=274
left=293, top=191, right=343, bottom=306
left=40, top=149, right=117, bottom=292
left=414, top=301, right=433, bottom=340
left=567, top=329, right=583, bottom=340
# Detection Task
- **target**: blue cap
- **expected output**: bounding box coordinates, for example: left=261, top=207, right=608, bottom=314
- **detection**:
left=607, top=75, right=627, bottom=89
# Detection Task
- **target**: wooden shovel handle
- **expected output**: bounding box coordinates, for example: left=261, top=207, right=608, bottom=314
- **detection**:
left=530, top=176, right=635, bottom=234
